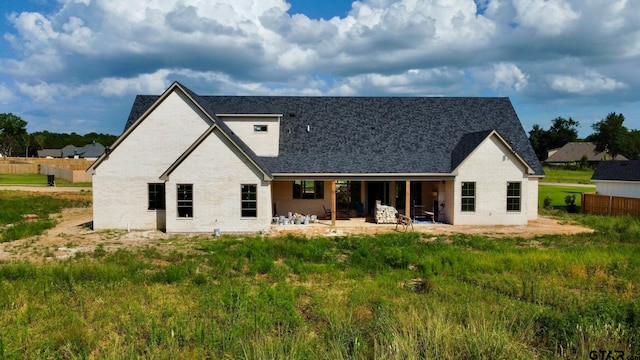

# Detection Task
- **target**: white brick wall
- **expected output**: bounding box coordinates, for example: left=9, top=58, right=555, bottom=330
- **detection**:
left=92, top=90, right=211, bottom=230
left=164, top=129, right=272, bottom=233
left=452, top=135, right=535, bottom=225
left=221, top=116, right=280, bottom=156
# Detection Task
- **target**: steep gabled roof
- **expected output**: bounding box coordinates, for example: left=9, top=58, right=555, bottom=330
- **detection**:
left=122, top=87, right=544, bottom=176
left=450, top=130, right=533, bottom=174
left=592, top=160, right=640, bottom=182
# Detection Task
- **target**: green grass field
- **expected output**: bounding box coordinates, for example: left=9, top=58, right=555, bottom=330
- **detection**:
left=0, top=190, right=91, bottom=242
left=0, top=173, right=91, bottom=187
left=541, top=166, right=594, bottom=184
left=0, top=212, right=639, bottom=359
left=539, top=184, right=595, bottom=209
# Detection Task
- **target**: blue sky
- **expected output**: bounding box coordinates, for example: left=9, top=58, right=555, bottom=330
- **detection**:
left=1, top=0, right=639, bottom=138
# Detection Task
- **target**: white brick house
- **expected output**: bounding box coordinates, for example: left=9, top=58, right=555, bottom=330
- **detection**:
left=88, top=82, right=544, bottom=233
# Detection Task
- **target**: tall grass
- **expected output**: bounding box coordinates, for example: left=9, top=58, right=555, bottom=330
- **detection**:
left=0, top=215, right=639, bottom=358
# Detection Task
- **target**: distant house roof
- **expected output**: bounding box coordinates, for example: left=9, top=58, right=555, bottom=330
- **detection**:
left=592, top=160, right=640, bottom=182
left=546, top=142, right=627, bottom=163
left=37, top=149, right=62, bottom=158
left=77, top=142, right=106, bottom=158
left=60, top=143, right=105, bottom=158
left=123, top=88, right=544, bottom=176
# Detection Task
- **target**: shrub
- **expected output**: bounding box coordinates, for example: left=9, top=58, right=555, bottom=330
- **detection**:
left=543, top=196, right=554, bottom=210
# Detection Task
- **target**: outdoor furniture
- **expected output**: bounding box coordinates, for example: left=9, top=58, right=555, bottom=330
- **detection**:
left=396, top=213, right=413, bottom=232
left=323, top=205, right=332, bottom=219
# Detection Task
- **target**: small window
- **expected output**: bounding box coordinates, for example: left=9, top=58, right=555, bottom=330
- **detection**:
left=254, top=125, right=268, bottom=132
left=177, top=184, right=193, bottom=218
left=148, top=183, right=166, bottom=210
left=293, top=180, right=324, bottom=199
left=461, top=182, right=475, bottom=212
left=241, top=184, right=257, bottom=217
left=507, top=182, right=521, bottom=212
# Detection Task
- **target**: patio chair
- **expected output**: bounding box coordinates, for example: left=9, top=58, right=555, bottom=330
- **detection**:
left=323, top=205, right=332, bottom=219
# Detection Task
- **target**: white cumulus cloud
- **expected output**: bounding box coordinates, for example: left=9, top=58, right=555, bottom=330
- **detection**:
left=549, top=70, right=628, bottom=95
left=491, top=63, right=528, bottom=92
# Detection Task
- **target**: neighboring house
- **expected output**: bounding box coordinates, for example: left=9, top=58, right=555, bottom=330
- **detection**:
left=37, top=149, right=63, bottom=158
left=592, top=160, right=640, bottom=199
left=545, top=142, right=627, bottom=166
left=39, top=142, right=105, bottom=160
left=88, top=82, right=544, bottom=233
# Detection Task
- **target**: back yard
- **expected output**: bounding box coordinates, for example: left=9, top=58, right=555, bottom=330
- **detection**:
left=1, top=186, right=639, bottom=359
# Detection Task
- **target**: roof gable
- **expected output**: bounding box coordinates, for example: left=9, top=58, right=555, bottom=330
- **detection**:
left=450, top=130, right=534, bottom=174
left=88, top=81, right=213, bottom=173
left=592, top=160, right=640, bottom=182
left=160, top=124, right=272, bottom=181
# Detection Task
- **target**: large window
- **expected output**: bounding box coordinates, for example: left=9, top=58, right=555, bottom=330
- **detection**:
left=507, top=182, right=521, bottom=212
left=293, top=180, right=324, bottom=199
left=148, top=183, right=166, bottom=210
left=241, top=184, right=257, bottom=217
left=177, top=184, right=193, bottom=218
left=461, top=182, right=475, bottom=212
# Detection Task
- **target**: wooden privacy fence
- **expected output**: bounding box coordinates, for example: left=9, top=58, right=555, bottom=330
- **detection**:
left=582, top=193, right=640, bottom=216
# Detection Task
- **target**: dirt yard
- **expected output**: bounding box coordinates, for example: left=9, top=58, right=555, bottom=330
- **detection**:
left=0, top=196, right=595, bottom=262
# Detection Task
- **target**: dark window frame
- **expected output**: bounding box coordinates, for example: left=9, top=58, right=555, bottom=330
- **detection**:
left=461, top=182, right=475, bottom=212
left=177, top=184, right=193, bottom=218
left=148, top=183, right=166, bottom=210
left=254, top=125, right=268, bottom=132
left=506, top=182, right=521, bottom=212
left=241, top=184, right=257, bottom=217
left=293, top=180, right=324, bottom=199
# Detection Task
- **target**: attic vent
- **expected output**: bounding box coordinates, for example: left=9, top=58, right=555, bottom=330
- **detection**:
left=289, top=113, right=296, bottom=117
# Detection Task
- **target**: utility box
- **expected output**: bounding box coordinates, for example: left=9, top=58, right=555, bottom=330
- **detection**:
left=47, top=175, right=55, bottom=186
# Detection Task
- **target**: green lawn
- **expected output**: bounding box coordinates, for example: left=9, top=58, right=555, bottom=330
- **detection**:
left=0, top=173, right=91, bottom=187
left=541, top=166, right=594, bottom=184
left=539, top=184, right=595, bottom=209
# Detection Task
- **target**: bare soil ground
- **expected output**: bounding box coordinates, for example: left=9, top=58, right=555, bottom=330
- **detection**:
left=0, top=203, right=595, bottom=263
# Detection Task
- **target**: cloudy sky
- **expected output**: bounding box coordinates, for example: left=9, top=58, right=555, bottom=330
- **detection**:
left=0, top=0, right=638, bottom=137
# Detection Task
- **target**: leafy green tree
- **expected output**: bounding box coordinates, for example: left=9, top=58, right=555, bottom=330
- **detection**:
left=528, top=117, right=580, bottom=161
left=590, top=112, right=628, bottom=159
left=0, top=113, right=28, bottom=157
left=547, top=117, right=579, bottom=148
left=528, top=124, right=549, bottom=161
left=624, top=130, right=640, bottom=160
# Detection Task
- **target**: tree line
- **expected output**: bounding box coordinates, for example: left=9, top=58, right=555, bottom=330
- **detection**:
left=528, top=112, right=640, bottom=161
left=0, top=113, right=117, bottom=157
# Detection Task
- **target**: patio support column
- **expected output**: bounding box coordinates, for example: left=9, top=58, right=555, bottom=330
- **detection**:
left=360, top=181, right=366, bottom=215
left=331, top=180, right=336, bottom=227
left=390, top=181, right=396, bottom=207
left=405, top=180, right=411, bottom=219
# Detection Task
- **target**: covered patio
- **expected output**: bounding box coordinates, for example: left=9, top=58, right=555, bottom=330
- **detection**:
left=271, top=178, right=454, bottom=227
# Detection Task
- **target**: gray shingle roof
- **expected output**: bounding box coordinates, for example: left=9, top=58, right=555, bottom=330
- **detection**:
left=546, top=142, right=627, bottom=163
left=592, top=160, right=640, bottom=182
left=125, top=88, right=543, bottom=176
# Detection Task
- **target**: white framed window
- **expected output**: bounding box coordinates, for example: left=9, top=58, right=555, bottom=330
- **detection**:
left=177, top=184, right=193, bottom=218
left=461, top=182, right=475, bottom=212
left=254, top=125, right=268, bottom=132
left=241, top=184, right=257, bottom=217
left=507, top=182, right=521, bottom=212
